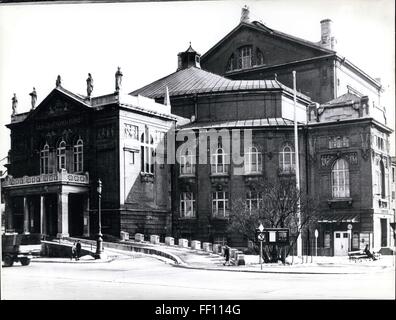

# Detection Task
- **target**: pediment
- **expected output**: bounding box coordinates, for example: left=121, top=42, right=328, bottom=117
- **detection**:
left=25, top=88, right=92, bottom=122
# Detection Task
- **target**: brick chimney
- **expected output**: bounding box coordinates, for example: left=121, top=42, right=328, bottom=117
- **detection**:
left=240, top=5, right=250, bottom=23
left=320, top=19, right=336, bottom=50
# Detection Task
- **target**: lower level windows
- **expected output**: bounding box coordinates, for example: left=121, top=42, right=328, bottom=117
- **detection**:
left=212, top=191, right=229, bottom=217
left=180, top=192, right=195, bottom=218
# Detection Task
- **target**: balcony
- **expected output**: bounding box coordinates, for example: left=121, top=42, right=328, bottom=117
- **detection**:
left=2, top=170, right=89, bottom=188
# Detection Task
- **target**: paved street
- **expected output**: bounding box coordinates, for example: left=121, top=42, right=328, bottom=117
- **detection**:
left=1, top=253, right=394, bottom=300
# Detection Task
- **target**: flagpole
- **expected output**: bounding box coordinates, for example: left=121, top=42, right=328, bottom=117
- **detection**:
left=293, top=71, right=302, bottom=260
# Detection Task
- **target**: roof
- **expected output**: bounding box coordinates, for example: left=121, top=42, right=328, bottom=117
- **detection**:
left=130, top=66, right=310, bottom=100
left=324, top=92, right=361, bottom=106
left=201, top=21, right=333, bottom=61
left=178, top=117, right=303, bottom=130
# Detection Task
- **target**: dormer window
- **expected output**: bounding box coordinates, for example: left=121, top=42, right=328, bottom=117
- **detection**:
left=226, top=54, right=235, bottom=72
left=238, top=45, right=252, bottom=69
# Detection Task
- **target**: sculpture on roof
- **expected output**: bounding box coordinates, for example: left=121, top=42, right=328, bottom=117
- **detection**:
left=11, top=93, right=18, bottom=116
left=86, top=73, right=93, bottom=98
left=29, top=87, right=37, bottom=110
left=115, top=67, right=123, bottom=92
left=56, top=75, right=62, bottom=88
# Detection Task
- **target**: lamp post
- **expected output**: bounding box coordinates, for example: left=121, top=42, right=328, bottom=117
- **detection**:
left=94, top=178, right=103, bottom=259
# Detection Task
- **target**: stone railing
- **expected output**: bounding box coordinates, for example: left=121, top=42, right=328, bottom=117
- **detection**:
left=2, top=170, right=89, bottom=188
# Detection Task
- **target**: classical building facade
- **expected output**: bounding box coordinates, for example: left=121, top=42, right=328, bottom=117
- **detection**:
left=2, top=76, right=178, bottom=240
left=2, top=7, right=395, bottom=255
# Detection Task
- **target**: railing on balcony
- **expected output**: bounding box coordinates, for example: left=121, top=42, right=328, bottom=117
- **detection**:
left=2, top=170, right=90, bottom=188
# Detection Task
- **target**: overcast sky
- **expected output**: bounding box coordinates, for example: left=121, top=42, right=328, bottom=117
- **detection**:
left=0, top=0, right=394, bottom=167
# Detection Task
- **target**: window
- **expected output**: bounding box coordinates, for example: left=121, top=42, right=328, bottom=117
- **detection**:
left=245, top=146, right=262, bottom=174
left=238, top=46, right=252, bottom=69
left=212, top=191, right=229, bottom=217
left=392, top=167, right=395, bottom=183
left=40, top=143, right=49, bottom=174
left=57, top=140, right=66, bottom=170
left=211, top=148, right=228, bottom=174
left=279, top=144, right=295, bottom=173
left=180, top=148, right=196, bottom=176
left=256, top=48, right=264, bottom=66
left=140, top=130, right=154, bottom=174
left=246, top=190, right=262, bottom=212
left=331, top=158, right=350, bottom=198
left=73, top=139, right=83, bottom=173
left=380, top=161, right=385, bottom=198
left=226, top=54, right=234, bottom=72
left=180, top=192, right=195, bottom=218
left=127, top=151, right=135, bottom=164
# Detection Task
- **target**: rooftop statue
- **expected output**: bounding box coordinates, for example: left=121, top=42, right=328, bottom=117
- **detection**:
left=56, top=75, right=62, bottom=87
left=86, top=73, right=93, bottom=98
left=29, top=87, right=37, bottom=110
left=11, top=93, right=18, bottom=116
left=115, top=67, right=123, bottom=92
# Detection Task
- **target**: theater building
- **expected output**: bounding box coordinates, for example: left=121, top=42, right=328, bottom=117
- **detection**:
left=2, top=7, right=395, bottom=255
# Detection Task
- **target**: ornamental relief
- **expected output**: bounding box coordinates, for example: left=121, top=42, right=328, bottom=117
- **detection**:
left=320, top=151, right=358, bottom=168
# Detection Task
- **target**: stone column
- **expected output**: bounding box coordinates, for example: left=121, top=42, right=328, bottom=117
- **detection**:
left=40, top=195, right=46, bottom=235
left=4, top=194, right=13, bottom=231
left=83, top=194, right=90, bottom=237
left=56, top=192, right=69, bottom=238
left=23, top=196, right=30, bottom=234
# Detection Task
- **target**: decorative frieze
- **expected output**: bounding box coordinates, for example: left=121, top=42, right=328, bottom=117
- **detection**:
left=320, top=151, right=358, bottom=168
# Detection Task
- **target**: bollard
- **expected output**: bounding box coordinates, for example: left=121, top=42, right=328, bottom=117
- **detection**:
left=165, top=237, right=174, bottom=246
left=202, top=242, right=212, bottom=252
left=191, top=240, right=201, bottom=250
left=150, top=235, right=160, bottom=244
left=135, top=233, right=144, bottom=242
left=178, top=238, right=189, bottom=248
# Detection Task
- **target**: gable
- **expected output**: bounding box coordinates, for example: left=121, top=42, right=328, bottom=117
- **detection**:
left=24, top=88, right=93, bottom=123
left=201, top=23, right=330, bottom=76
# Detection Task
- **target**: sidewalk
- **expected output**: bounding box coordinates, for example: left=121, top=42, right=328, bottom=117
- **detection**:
left=35, top=238, right=396, bottom=274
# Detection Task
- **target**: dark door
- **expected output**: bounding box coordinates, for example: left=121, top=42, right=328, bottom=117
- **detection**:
left=68, top=194, right=84, bottom=237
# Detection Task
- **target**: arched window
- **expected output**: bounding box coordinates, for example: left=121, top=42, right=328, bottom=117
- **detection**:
left=246, top=190, right=262, bottom=212
left=180, top=147, right=196, bottom=176
left=140, top=131, right=154, bottom=174
left=238, top=45, right=252, bottom=69
left=211, top=148, right=228, bottom=174
left=226, top=54, right=235, bottom=72
left=332, top=158, right=350, bottom=198
left=73, top=139, right=83, bottom=173
left=40, top=143, right=49, bottom=174
left=279, top=144, right=295, bottom=173
left=57, top=140, right=66, bottom=170
left=245, top=146, right=262, bottom=173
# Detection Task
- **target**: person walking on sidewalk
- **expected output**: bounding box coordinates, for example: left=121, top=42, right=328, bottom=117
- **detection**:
left=75, top=241, right=82, bottom=261
left=71, top=242, right=77, bottom=260
left=223, top=245, right=230, bottom=266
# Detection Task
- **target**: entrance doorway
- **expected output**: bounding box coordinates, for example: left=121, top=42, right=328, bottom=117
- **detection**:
left=334, top=231, right=349, bottom=256
left=68, top=194, right=84, bottom=237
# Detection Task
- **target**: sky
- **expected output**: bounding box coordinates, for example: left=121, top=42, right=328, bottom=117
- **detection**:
left=0, top=0, right=394, bottom=170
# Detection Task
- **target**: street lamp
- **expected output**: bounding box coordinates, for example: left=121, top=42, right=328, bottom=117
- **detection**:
left=94, top=178, right=103, bottom=259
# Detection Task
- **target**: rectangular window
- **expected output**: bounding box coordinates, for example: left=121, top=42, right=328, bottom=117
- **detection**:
left=246, top=190, right=262, bottom=212
left=212, top=191, right=229, bottom=217
left=352, top=232, right=359, bottom=250
left=381, top=218, right=387, bottom=247
left=180, top=192, right=195, bottom=218
left=180, top=153, right=196, bottom=176
left=128, top=151, right=135, bottom=164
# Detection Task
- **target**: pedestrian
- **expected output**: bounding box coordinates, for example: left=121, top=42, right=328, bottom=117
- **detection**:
left=76, top=240, right=82, bottom=261
left=223, top=244, right=230, bottom=266
left=71, top=242, right=77, bottom=260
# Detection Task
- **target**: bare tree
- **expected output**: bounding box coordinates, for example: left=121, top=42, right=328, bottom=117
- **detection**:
left=227, top=176, right=319, bottom=263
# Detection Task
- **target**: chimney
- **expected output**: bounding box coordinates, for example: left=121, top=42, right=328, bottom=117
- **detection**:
left=320, top=19, right=336, bottom=50
left=240, top=5, right=250, bottom=23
